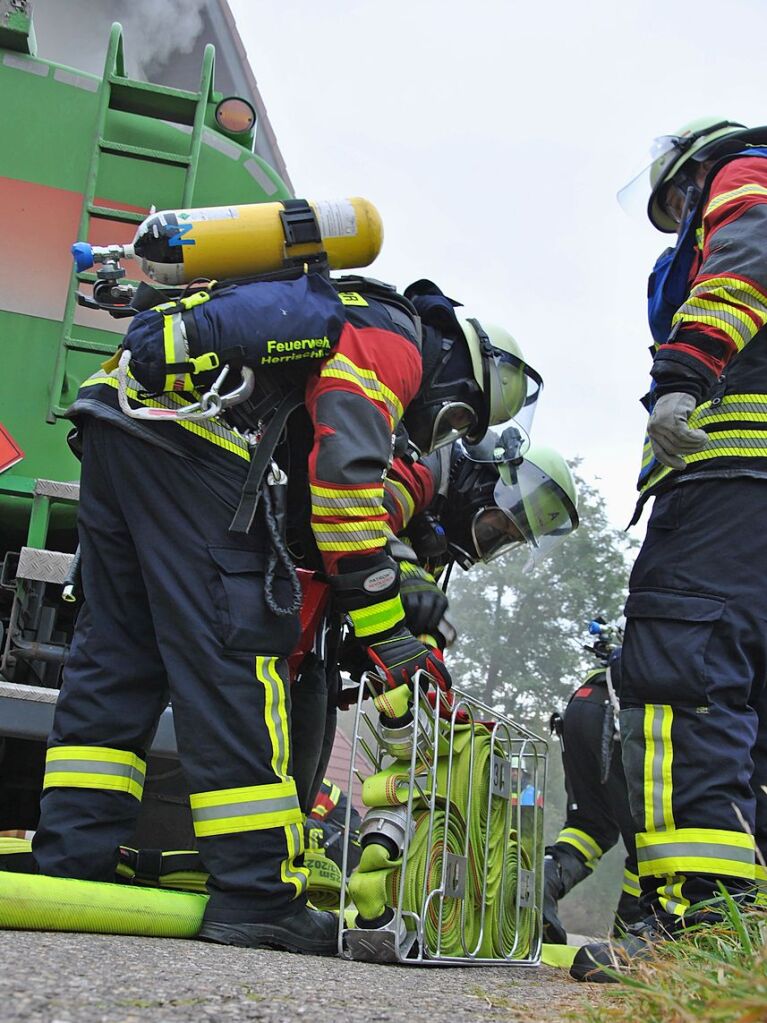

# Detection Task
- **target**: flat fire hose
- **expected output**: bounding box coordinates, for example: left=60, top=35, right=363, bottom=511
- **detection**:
left=0, top=869, right=207, bottom=937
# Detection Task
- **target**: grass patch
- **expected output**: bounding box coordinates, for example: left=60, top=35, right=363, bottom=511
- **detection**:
left=585, top=896, right=767, bottom=1023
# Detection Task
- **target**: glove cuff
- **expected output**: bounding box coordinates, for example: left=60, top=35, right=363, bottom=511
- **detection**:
left=348, top=597, right=405, bottom=639
left=329, top=553, right=401, bottom=612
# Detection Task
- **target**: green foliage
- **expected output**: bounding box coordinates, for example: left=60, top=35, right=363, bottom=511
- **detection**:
left=447, top=463, right=636, bottom=725
left=584, top=900, right=767, bottom=1023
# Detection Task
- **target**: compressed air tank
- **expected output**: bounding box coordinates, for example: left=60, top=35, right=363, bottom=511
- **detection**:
left=129, top=197, right=383, bottom=284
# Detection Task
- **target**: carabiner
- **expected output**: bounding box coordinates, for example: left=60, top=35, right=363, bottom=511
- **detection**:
left=117, top=350, right=255, bottom=422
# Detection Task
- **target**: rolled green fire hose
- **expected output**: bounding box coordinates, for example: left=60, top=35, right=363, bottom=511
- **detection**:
left=350, top=689, right=536, bottom=960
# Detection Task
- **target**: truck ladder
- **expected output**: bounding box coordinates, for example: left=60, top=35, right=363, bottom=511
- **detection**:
left=48, top=22, right=217, bottom=420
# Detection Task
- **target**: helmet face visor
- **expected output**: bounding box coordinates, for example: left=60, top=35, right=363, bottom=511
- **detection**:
left=617, top=134, right=683, bottom=220
left=492, top=459, right=579, bottom=565
left=428, top=401, right=479, bottom=451
left=470, top=507, right=526, bottom=563
left=472, top=353, right=542, bottom=453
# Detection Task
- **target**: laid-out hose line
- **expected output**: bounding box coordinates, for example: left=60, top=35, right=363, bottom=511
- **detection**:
left=351, top=710, right=536, bottom=960
left=0, top=870, right=207, bottom=937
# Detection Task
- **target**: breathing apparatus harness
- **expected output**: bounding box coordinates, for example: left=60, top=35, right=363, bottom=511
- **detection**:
left=94, top=263, right=425, bottom=617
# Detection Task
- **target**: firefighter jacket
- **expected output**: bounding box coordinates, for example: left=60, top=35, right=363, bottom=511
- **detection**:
left=638, top=148, right=767, bottom=499
left=67, top=273, right=423, bottom=628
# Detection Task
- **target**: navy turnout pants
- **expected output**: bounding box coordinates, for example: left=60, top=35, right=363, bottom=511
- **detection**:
left=621, top=478, right=767, bottom=918
left=33, top=419, right=305, bottom=921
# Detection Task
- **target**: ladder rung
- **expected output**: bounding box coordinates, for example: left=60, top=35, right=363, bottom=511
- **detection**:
left=108, top=78, right=200, bottom=125
left=86, top=203, right=145, bottom=223
left=98, top=139, right=190, bottom=167
left=64, top=336, right=118, bottom=355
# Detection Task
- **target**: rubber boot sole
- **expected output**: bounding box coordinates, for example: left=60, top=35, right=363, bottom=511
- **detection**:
left=197, top=920, right=338, bottom=957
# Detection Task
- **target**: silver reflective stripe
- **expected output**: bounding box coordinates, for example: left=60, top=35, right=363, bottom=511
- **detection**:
left=638, top=842, right=754, bottom=865
left=311, top=492, right=382, bottom=512
left=46, top=759, right=145, bottom=785
left=191, top=795, right=299, bottom=823
left=313, top=524, right=386, bottom=544
left=674, top=299, right=753, bottom=348
left=649, top=706, right=666, bottom=833
left=695, top=434, right=767, bottom=454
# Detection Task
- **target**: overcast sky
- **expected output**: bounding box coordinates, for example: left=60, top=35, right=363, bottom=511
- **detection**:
left=229, top=0, right=766, bottom=530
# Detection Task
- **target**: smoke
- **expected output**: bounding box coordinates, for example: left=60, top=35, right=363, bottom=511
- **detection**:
left=31, top=0, right=208, bottom=80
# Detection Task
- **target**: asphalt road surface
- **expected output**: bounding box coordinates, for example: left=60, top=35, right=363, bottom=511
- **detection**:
left=0, top=932, right=610, bottom=1023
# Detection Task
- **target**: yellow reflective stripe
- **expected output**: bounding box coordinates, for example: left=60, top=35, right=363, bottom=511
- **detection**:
left=643, top=706, right=656, bottom=831
left=161, top=312, right=196, bottom=392
left=687, top=430, right=767, bottom=460
left=349, top=596, right=405, bottom=638
left=672, top=297, right=754, bottom=352
left=81, top=373, right=251, bottom=461
left=310, top=488, right=383, bottom=517
left=557, top=828, right=603, bottom=868
left=622, top=868, right=641, bottom=898
left=44, top=745, right=146, bottom=801
left=321, top=353, right=403, bottom=423
left=704, top=183, right=767, bottom=218
left=657, top=878, right=690, bottom=917
left=384, top=477, right=416, bottom=524
left=636, top=827, right=755, bottom=880
left=281, top=821, right=309, bottom=896
left=329, top=784, right=341, bottom=806
left=643, top=705, right=674, bottom=833
left=310, top=485, right=382, bottom=499
left=256, top=656, right=290, bottom=782
left=660, top=706, right=674, bottom=830
left=688, top=277, right=767, bottom=322
left=190, top=779, right=301, bottom=838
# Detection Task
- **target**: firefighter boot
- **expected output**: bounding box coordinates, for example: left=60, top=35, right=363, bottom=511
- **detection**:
left=198, top=902, right=338, bottom=956
left=543, top=847, right=591, bottom=944
left=611, top=889, right=644, bottom=937
left=570, top=916, right=671, bottom=983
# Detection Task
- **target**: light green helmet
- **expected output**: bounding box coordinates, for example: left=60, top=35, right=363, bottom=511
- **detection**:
left=457, top=317, right=543, bottom=450
left=618, top=117, right=748, bottom=233
left=493, top=444, right=579, bottom=564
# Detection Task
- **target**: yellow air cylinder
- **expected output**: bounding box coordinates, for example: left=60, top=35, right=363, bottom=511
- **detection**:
left=130, top=197, right=383, bottom=285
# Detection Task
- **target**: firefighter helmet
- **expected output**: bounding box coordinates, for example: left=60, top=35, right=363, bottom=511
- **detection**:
left=443, top=439, right=578, bottom=567
left=401, top=280, right=543, bottom=453
left=618, top=117, right=748, bottom=232
left=458, top=317, right=543, bottom=447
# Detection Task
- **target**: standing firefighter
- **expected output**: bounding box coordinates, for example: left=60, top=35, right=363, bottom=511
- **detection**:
left=32, top=259, right=534, bottom=955
left=573, top=118, right=767, bottom=980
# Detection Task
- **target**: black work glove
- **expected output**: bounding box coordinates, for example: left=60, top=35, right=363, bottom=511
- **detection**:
left=398, top=561, right=449, bottom=639
left=365, top=626, right=452, bottom=692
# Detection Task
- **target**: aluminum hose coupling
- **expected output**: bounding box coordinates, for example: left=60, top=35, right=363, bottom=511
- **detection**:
left=359, top=806, right=415, bottom=860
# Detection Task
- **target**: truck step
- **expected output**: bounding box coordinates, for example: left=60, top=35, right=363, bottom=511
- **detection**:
left=16, top=548, right=74, bottom=585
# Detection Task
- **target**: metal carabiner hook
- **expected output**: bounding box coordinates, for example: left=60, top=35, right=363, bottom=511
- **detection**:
left=117, top=350, right=255, bottom=422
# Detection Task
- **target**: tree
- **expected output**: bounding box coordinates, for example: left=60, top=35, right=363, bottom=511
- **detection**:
left=446, top=463, right=637, bottom=727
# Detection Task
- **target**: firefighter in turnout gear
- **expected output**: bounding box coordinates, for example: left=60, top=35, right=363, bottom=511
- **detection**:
left=573, top=118, right=767, bottom=981
left=32, top=262, right=534, bottom=954
left=544, top=625, right=641, bottom=945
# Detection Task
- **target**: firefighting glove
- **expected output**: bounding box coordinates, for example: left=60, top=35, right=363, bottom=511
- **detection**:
left=647, top=392, right=708, bottom=470
left=399, top=561, right=449, bottom=639
left=365, top=627, right=453, bottom=693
